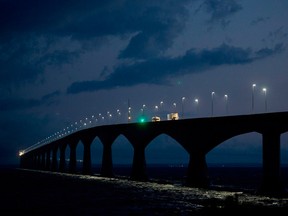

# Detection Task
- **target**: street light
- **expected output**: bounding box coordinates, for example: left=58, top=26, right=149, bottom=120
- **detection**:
left=262, top=88, right=267, bottom=112
left=155, top=105, right=159, bottom=116
left=173, top=102, right=177, bottom=112
left=142, top=104, right=146, bottom=115
left=224, top=94, right=228, bottom=114
left=128, top=99, right=131, bottom=122
left=160, top=101, right=163, bottom=119
left=117, top=109, right=121, bottom=123
left=108, top=113, right=112, bottom=123
left=252, top=83, right=256, bottom=113
left=211, top=92, right=215, bottom=116
left=128, top=107, right=131, bottom=122
left=181, top=97, right=185, bottom=118
left=107, top=111, right=111, bottom=124
left=194, top=98, right=199, bottom=116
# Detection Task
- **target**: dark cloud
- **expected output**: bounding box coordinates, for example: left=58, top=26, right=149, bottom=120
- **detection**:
left=117, top=2, right=189, bottom=59
left=0, top=38, right=80, bottom=90
left=0, top=90, right=60, bottom=111
left=0, top=112, right=63, bottom=164
left=255, top=43, right=284, bottom=59
left=0, top=98, right=41, bottom=111
left=67, top=43, right=283, bottom=94
left=250, top=17, right=270, bottom=26
left=0, top=0, right=190, bottom=88
left=199, top=0, right=242, bottom=27
left=41, top=91, right=61, bottom=101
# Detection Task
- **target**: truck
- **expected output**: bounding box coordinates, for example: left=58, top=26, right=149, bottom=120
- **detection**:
left=167, top=113, right=179, bottom=120
left=152, top=116, right=161, bottom=122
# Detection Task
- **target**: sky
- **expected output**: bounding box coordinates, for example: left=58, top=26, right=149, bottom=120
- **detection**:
left=1, top=0, right=288, bottom=166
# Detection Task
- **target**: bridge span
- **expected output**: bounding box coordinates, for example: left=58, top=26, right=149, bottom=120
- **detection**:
left=20, top=111, right=288, bottom=195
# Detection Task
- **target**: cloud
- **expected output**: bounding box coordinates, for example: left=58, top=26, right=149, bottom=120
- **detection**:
left=0, top=90, right=61, bottom=111
left=254, top=43, right=284, bottom=59
left=0, top=111, right=61, bottom=164
left=0, top=38, right=80, bottom=90
left=0, top=0, right=191, bottom=88
left=67, top=43, right=283, bottom=94
left=117, top=2, right=189, bottom=59
left=0, top=98, right=41, bottom=111
left=250, top=17, right=270, bottom=26
left=197, top=0, right=242, bottom=28
left=41, top=91, right=61, bottom=101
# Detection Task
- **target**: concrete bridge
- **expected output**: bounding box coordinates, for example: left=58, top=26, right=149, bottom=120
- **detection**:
left=20, top=111, right=288, bottom=196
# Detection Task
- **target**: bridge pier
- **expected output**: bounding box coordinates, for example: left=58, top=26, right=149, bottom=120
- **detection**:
left=186, top=152, right=209, bottom=188
left=258, top=132, right=286, bottom=196
left=101, top=144, right=114, bottom=177
left=59, top=144, right=67, bottom=172
left=41, top=152, right=46, bottom=170
left=131, top=146, right=148, bottom=181
left=51, top=146, right=58, bottom=171
left=69, top=142, right=77, bottom=173
left=45, top=150, right=51, bottom=171
left=34, top=154, right=38, bottom=169
left=36, top=154, right=41, bottom=169
left=82, top=141, right=92, bottom=175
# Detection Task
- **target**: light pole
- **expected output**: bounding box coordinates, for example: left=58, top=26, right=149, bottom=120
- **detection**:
left=155, top=105, right=159, bottom=117
left=107, top=111, right=111, bottom=124
left=262, top=88, right=267, bottom=112
left=117, top=109, right=121, bottom=123
left=128, top=99, right=131, bottom=123
left=108, top=113, right=112, bottom=124
left=142, top=104, right=146, bottom=115
left=181, top=97, right=185, bottom=119
left=160, top=101, right=163, bottom=119
left=211, top=91, right=215, bottom=116
left=128, top=107, right=131, bottom=122
left=194, top=98, right=199, bottom=116
left=252, top=83, right=256, bottom=113
left=224, top=94, right=228, bottom=114
left=173, top=102, right=177, bottom=112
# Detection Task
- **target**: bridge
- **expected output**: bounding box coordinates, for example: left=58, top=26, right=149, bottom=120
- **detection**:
left=20, top=111, right=288, bottom=196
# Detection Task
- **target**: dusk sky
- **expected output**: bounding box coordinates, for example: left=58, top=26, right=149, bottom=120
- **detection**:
left=1, top=0, right=288, bottom=166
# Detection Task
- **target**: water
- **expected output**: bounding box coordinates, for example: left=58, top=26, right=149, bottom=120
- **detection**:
left=90, top=163, right=288, bottom=193
left=2, top=165, right=288, bottom=215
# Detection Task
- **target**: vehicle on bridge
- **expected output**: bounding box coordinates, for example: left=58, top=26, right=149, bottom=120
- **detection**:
left=152, top=116, right=161, bottom=122
left=167, top=113, right=179, bottom=120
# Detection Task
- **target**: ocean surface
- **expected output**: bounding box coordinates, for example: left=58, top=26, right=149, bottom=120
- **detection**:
left=1, top=164, right=288, bottom=215
left=91, top=163, right=288, bottom=192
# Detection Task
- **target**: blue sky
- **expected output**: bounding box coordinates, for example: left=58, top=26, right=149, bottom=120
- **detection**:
left=1, top=0, right=288, bottom=165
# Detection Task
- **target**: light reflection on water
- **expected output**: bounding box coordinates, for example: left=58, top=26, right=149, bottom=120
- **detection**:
left=51, top=167, right=288, bottom=209
left=66, top=163, right=288, bottom=192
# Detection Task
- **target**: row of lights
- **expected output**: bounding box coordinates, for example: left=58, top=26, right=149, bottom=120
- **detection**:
left=252, top=83, right=267, bottom=113
left=22, top=83, right=269, bottom=155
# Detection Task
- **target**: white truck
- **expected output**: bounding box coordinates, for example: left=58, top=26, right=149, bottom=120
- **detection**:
left=167, top=113, right=179, bottom=120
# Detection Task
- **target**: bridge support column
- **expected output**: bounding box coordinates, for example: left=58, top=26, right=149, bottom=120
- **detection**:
left=101, top=144, right=114, bottom=177
left=59, top=144, right=67, bottom=172
left=26, top=154, right=32, bottom=169
left=28, top=154, right=34, bottom=169
left=82, top=141, right=92, bottom=175
left=20, top=155, right=24, bottom=168
left=69, top=143, right=77, bottom=173
left=33, top=154, right=38, bottom=169
left=45, top=150, right=51, bottom=171
left=131, top=146, right=147, bottom=181
left=258, top=132, right=286, bottom=195
left=41, top=152, right=46, bottom=170
left=186, top=152, right=209, bottom=188
left=36, top=154, right=41, bottom=169
left=51, top=147, right=58, bottom=171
